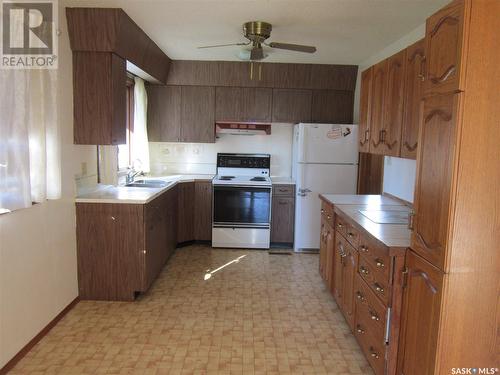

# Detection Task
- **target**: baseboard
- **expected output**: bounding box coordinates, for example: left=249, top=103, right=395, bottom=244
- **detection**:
left=0, top=297, right=80, bottom=375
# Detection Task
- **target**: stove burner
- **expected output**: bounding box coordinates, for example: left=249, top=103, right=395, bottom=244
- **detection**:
left=219, top=176, right=235, bottom=180
left=250, top=177, right=267, bottom=181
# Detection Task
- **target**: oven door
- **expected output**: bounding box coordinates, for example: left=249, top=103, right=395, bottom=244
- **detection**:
left=213, top=185, right=271, bottom=227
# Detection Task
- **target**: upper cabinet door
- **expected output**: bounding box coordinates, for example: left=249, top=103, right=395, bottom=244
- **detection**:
left=358, top=67, right=373, bottom=152
left=381, top=49, right=406, bottom=157
left=180, top=86, right=215, bottom=143
left=412, top=92, right=460, bottom=270
left=369, top=60, right=387, bottom=154
left=311, top=90, right=354, bottom=123
left=401, top=39, right=426, bottom=159
left=424, top=0, right=466, bottom=95
left=397, top=250, right=444, bottom=375
left=147, top=85, right=181, bottom=142
left=215, top=87, right=244, bottom=121
left=215, top=87, right=272, bottom=122
left=271, top=89, right=312, bottom=123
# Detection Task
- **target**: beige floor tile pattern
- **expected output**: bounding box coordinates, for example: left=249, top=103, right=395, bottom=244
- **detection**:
left=9, top=245, right=373, bottom=375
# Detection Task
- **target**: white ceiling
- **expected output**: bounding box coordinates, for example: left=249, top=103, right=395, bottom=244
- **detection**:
left=63, top=0, right=448, bottom=65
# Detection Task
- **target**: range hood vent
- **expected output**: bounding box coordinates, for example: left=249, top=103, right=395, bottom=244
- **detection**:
left=216, top=121, right=271, bottom=136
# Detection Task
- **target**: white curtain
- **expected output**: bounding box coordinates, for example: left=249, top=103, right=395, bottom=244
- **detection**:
left=0, top=69, right=61, bottom=213
left=131, top=77, right=150, bottom=173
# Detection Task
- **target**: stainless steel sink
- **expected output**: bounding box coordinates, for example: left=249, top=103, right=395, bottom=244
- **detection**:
left=125, top=179, right=170, bottom=188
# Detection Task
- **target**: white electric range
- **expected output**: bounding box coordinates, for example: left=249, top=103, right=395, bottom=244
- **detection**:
left=212, top=153, right=272, bottom=249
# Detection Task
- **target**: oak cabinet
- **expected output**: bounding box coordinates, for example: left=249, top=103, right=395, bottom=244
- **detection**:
left=339, top=235, right=357, bottom=330
left=381, top=49, right=406, bottom=156
left=319, top=218, right=327, bottom=278
left=401, top=39, right=425, bottom=159
left=177, top=182, right=195, bottom=243
left=194, top=181, right=212, bottom=241
left=424, top=0, right=465, bottom=95
left=271, top=185, right=295, bottom=245
left=411, top=93, right=459, bottom=270
left=147, top=85, right=181, bottom=142
left=180, top=86, right=215, bottom=143
left=73, top=52, right=127, bottom=145
left=369, top=60, right=387, bottom=154
left=271, top=89, right=312, bottom=123
left=358, top=68, right=373, bottom=152
left=397, top=250, right=443, bottom=375
left=311, top=90, right=354, bottom=123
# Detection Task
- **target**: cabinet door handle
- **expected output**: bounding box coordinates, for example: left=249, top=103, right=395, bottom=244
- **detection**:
left=348, top=232, right=354, bottom=238
left=321, top=209, right=325, bottom=213
left=360, top=245, right=368, bottom=253
left=369, top=311, right=380, bottom=321
left=360, top=266, right=369, bottom=275
left=327, top=215, right=331, bottom=219
left=369, top=347, right=380, bottom=359
left=408, top=209, right=415, bottom=230
left=356, top=325, right=365, bottom=334
left=374, top=283, right=385, bottom=293
left=337, top=223, right=343, bottom=228
left=278, top=200, right=288, bottom=205
left=418, top=56, right=427, bottom=81
left=356, top=291, right=365, bottom=301
left=375, top=258, right=385, bottom=268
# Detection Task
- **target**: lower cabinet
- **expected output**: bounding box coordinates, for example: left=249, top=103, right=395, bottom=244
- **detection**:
left=194, top=181, right=212, bottom=241
left=177, top=182, right=195, bottom=243
left=76, top=187, right=178, bottom=301
left=397, top=250, right=444, bottom=375
left=270, top=184, right=295, bottom=245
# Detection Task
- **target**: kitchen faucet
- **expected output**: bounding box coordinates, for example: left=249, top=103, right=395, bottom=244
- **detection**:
left=125, top=168, right=143, bottom=185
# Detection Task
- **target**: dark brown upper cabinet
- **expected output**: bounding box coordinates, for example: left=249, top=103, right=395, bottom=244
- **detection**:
left=311, top=90, right=354, bottom=124
left=147, top=85, right=182, bottom=142
left=424, top=0, right=465, bottom=95
left=73, top=52, right=126, bottom=145
left=272, top=89, right=312, bottom=123
left=215, top=87, right=272, bottom=122
left=309, top=64, right=358, bottom=91
left=180, top=86, right=215, bottom=143
left=380, top=49, right=406, bottom=157
left=401, top=39, right=425, bottom=159
left=67, top=8, right=171, bottom=145
left=358, top=67, right=373, bottom=153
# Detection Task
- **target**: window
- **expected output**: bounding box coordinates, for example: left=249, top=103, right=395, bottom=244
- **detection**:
left=118, top=77, right=135, bottom=170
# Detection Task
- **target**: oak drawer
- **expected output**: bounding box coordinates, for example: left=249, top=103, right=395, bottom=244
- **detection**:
left=344, top=222, right=360, bottom=248
left=355, top=316, right=386, bottom=375
left=321, top=201, right=334, bottom=227
left=358, top=235, right=392, bottom=283
left=354, top=273, right=387, bottom=340
left=273, top=184, right=295, bottom=197
left=358, top=255, right=391, bottom=306
left=335, top=213, right=348, bottom=237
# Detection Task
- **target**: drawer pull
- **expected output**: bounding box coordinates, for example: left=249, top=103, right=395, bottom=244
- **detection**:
left=360, top=266, right=369, bottom=275
left=369, top=311, right=380, bottom=321
left=369, top=348, right=380, bottom=359
left=356, top=291, right=365, bottom=301
left=278, top=201, right=288, bottom=205
left=337, top=223, right=343, bottom=228
left=375, top=259, right=385, bottom=268
left=321, top=209, right=325, bottom=213
left=360, top=245, right=368, bottom=252
left=348, top=232, right=355, bottom=238
left=279, top=189, right=288, bottom=192
left=356, top=325, right=365, bottom=334
left=327, top=215, right=331, bottom=219
left=374, top=283, right=385, bottom=293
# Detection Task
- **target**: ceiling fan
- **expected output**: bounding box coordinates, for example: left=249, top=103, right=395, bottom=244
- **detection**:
left=198, top=21, right=317, bottom=61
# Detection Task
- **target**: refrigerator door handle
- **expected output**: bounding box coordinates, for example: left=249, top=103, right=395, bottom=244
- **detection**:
left=297, top=192, right=306, bottom=197
left=298, top=188, right=312, bottom=193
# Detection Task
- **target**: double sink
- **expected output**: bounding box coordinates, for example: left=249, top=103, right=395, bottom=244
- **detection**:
left=125, top=179, right=172, bottom=188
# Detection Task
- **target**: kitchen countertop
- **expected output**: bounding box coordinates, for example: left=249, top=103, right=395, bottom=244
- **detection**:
left=271, top=177, right=295, bottom=185
left=319, top=194, right=411, bottom=249
left=76, top=174, right=213, bottom=204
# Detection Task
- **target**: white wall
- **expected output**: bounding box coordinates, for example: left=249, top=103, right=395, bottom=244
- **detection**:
left=353, top=23, right=425, bottom=203
left=0, top=4, right=98, bottom=368
left=149, top=124, right=294, bottom=177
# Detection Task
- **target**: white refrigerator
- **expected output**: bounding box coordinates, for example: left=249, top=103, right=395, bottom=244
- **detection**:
left=292, top=123, right=359, bottom=252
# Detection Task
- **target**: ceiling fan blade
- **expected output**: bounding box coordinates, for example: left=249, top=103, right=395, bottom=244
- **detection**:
left=268, top=42, right=316, bottom=53
left=197, top=42, right=249, bottom=49
left=250, top=46, right=264, bottom=60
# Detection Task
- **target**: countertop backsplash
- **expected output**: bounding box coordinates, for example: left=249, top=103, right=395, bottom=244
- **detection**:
left=149, top=124, right=294, bottom=177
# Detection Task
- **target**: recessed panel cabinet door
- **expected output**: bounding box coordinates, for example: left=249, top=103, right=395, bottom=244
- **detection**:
left=397, top=250, right=444, bottom=375
left=401, top=39, right=425, bottom=159
left=319, top=218, right=327, bottom=278
left=358, top=67, right=373, bottom=152
left=381, top=50, right=406, bottom=156
left=181, top=86, right=215, bottom=143
left=369, top=60, right=387, bottom=154
left=147, top=85, right=181, bottom=142
left=333, top=235, right=344, bottom=304
left=424, top=0, right=466, bottom=95
left=341, top=242, right=357, bottom=330
left=412, top=93, right=460, bottom=270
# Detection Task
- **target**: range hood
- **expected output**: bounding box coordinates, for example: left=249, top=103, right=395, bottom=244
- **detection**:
left=216, top=121, right=271, bottom=136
